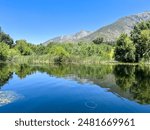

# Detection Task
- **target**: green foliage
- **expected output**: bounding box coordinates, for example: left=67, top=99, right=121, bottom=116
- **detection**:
left=131, top=21, right=150, bottom=62
left=0, top=21, right=150, bottom=64
left=115, top=21, right=150, bottom=63
left=34, top=44, right=48, bottom=55
left=140, top=30, right=150, bottom=62
left=15, top=40, right=33, bottom=55
left=7, top=49, right=20, bottom=61
left=93, top=37, right=104, bottom=44
left=115, top=34, right=136, bottom=62
left=0, top=32, right=14, bottom=47
left=0, top=42, right=10, bottom=61
left=49, top=46, right=70, bottom=63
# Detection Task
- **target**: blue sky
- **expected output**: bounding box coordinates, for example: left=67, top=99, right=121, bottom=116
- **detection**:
left=0, top=0, right=149, bottom=44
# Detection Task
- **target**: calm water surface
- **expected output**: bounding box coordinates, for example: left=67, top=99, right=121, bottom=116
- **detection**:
left=0, top=63, right=150, bottom=113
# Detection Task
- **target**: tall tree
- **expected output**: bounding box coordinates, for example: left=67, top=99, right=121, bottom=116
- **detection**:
left=131, top=21, right=150, bottom=62
left=115, top=34, right=136, bottom=62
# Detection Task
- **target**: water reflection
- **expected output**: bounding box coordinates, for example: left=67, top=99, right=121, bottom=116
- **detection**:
left=0, top=64, right=13, bottom=88
left=114, top=65, right=150, bottom=104
left=0, top=63, right=150, bottom=104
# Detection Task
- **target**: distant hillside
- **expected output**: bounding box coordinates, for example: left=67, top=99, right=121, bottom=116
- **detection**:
left=43, top=30, right=93, bottom=45
left=43, top=11, right=150, bottom=44
left=81, top=11, right=150, bottom=42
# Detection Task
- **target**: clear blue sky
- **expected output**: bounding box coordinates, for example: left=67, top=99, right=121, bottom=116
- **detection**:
left=0, top=0, right=149, bottom=44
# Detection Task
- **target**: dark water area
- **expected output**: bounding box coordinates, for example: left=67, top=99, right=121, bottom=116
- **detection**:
left=0, top=63, right=150, bottom=113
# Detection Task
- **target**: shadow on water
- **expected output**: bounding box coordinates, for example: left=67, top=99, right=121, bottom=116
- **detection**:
left=0, top=63, right=150, bottom=105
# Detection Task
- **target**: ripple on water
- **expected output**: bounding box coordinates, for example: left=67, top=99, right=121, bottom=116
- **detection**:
left=0, top=91, right=23, bottom=107
left=85, top=100, right=97, bottom=109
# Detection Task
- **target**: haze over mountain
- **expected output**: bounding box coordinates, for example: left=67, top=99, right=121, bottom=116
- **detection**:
left=44, top=11, right=150, bottom=45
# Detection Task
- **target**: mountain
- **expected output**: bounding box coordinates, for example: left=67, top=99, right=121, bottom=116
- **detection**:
left=81, top=11, right=150, bottom=42
left=43, top=30, right=93, bottom=45
left=43, top=11, right=150, bottom=44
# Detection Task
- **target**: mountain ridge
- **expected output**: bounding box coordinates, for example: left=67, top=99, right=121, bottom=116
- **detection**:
left=43, top=30, right=93, bottom=45
left=43, top=11, right=150, bottom=45
left=81, top=11, right=150, bottom=42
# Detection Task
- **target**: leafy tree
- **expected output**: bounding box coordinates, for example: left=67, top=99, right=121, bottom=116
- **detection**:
left=0, top=42, right=9, bottom=61
left=0, top=32, right=14, bottom=47
left=115, top=34, right=136, bottom=62
left=49, top=46, right=70, bottom=63
left=7, top=49, right=20, bottom=61
left=93, top=37, right=104, bottom=44
left=15, top=40, right=33, bottom=55
left=139, top=30, right=150, bottom=62
left=131, top=21, right=150, bottom=62
left=35, top=44, right=48, bottom=55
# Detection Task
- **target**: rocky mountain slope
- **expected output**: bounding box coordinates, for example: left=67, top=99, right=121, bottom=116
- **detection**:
left=44, top=11, right=150, bottom=44
left=43, top=30, right=92, bottom=45
left=82, top=11, right=150, bottom=42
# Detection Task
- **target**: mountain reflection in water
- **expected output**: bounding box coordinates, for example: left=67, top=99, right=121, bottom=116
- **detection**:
left=0, top=63, right=150, bottom=112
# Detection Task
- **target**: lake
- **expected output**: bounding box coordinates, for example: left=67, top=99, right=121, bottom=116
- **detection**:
left=0, top=63, right=150, bottom=113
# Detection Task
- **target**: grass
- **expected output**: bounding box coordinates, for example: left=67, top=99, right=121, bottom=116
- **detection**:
left=4, top=55, right=149, bottom=66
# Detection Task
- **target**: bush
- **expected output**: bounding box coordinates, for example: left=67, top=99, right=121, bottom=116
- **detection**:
left=93, top=37, right=104, bottom=44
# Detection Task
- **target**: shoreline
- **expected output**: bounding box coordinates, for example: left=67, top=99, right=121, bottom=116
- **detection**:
left=0, top=60, right=150, bottom=66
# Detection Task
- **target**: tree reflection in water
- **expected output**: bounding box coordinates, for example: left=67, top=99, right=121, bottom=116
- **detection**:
left=0, top=63, right=150, bottom=104
left=0, top=64, right=13, bottom=88
left=114, top=65, right=150, bottom=104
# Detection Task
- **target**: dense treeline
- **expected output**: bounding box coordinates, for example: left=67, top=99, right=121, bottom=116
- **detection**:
left=0, top=32, right=114, bottom=64
left=0, top=21, right=150, bottom=64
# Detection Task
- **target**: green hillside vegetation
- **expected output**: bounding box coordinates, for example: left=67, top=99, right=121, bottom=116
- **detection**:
left=0, top=21, right=150, bottom=64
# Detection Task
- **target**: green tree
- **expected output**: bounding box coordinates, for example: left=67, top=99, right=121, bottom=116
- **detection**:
left=139, top=30, right=150, bottom=62
left=0, top=42, right=10, bottom=61
left=7, top=48, right=20, bottom=61
left=35, top=44, right=48, bottom=55
left=0, top=32, right=14, bottom=47
left=49, top=46, right=70, bottom=63
left=131, top=21, right=150, bottom=62
left=93, top=37, right=104, bottom=44
left=115, top=34, right=136, bottom=62
left=15, top=40, right=33, bottom=55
